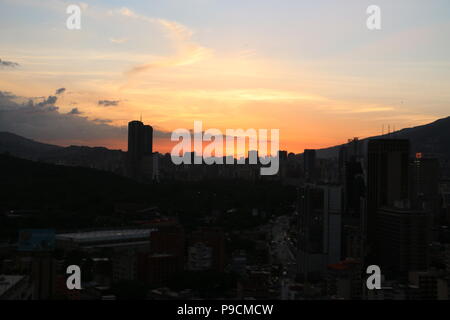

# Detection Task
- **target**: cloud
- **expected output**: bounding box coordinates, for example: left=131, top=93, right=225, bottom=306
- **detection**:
left=93, top=118, right=113, bottom=124
left=55, top=88, right=66, bottom=95
left=112, top=7, right=212, bottom=76
left=98, top=100, right=120, bottom=107
left=0, top=89, right=126, bottom=144
left=67, top=108, right=82, bottom=115
left=0, top=58, right=20, bottom=68
left=0, top=89, right=171, bottom=148
left=35, top=96, right=58, bottom=108
left=0, top=91, right=17, bottom=100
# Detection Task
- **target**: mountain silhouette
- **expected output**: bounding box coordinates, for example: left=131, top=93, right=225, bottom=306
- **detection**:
left=0, top=132, right=125, bottom=173
left=316, top=116, right=450, bottom=159
left=1, top=116, right=450, bottom=167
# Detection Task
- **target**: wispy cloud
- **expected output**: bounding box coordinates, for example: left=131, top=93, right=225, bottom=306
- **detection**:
left=180, top=89, right=327, bottom=102
left=111, top=7, right=212, bottom=76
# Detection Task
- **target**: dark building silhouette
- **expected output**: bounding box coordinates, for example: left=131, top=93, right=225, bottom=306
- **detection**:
left=127, top=120, right=153, bottom=180
left=341, top=158, right=365, bottom=261
left=137, top=253, right=181, bottom=286
left=142, top=125, right=153, bottom=156
left=377, top=206, right=430, bottom=277
left=298, top=186, right=326, bottom=255
left=278, top=150, right=288, bottom=161
left=326, top=258, right=362, bottom=300
left=128, top=120, right=153, bottom=158
left=297, top=185, right=343, bottom=279
left=188, top=228, right=225, bottom=273
left=410, top=155, right=440, bottom=223
left=278, top=150, right=288, bottom=179
left=150, top=224, right=185, bottom=271
left=31, top=253, right=56, bottom=300
left=365, top=139, right=410, bottom=262
left=344, top=160, right=365, bottom=220
left=128, top=120, right=143, bottom=160
left=304, top=149, right=316, bottom=182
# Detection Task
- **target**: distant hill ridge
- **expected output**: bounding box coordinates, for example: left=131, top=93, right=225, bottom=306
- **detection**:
left=316, top=116, right=450, bottom=159
left=0, top=132, right=125, bottom=172
left=1, top=116, right=449, bottom=165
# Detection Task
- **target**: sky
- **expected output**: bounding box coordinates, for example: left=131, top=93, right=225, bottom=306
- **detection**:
left=0, top=0, right=449, bottom=153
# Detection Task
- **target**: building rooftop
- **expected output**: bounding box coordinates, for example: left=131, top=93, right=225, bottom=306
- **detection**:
left=56, top=229, right=155, bottom=243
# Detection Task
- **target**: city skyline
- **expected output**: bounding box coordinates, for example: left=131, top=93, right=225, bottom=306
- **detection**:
left=1, top=0, right=450, bottom=153
left=2, top=0, right=450, bottom=304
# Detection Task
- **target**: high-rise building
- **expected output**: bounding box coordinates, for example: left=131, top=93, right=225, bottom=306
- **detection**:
left=365, top=139, right=410, bottom=262
left=343, top=159, right=365, bottom=220
left=297, top=185, right=343, bottom=278
left=31, top=253, right=56, bottom=300
left=128, top=120, right=143, bottom=160
left=377, top=206, right=430, bottom=277
left=304, top=149, right=316, bottom=182
left=127, top=120, right=153, bottom=180
left=142, top=125, right=153, bottom=156
left=410, top=155, right=440, bottom=222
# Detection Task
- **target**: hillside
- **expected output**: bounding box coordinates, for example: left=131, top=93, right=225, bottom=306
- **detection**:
left=0, top=132, right=125, bottom=172
left=316, top=116, right=450, bottom=159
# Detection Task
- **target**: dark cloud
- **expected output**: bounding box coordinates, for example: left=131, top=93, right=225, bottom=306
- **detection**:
left=0, top=59, right=19, bottom=68
left=0, top=91, right=17, bottom=100
left=0, top=90, right=126, bottom=144
left=93, top=118, right=113, bottom=124
left=55, top=88, right=66, bottom=95
left=36, top=96, right=58, bottom=108
left=98, top=100, right=120, bottom=107
left=67, top=108, right=82, bottom=115
left=0, top=89, right=170, bottom=147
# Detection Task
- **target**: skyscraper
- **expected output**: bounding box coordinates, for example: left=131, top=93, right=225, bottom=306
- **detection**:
left=304, top=149, right=316, bottom=182
left=365, top=139, right=410, bottom=263
left=127, top=120, right=153, bottom=180
left=128, top=120, right=144, bottom=161
left=377, top=206, right=430, bottom=276
left=297, top=185, right=343, bottom=278
left=410, top=156, right=440, bottom=217
left=142, top=125, right=153, bottom=156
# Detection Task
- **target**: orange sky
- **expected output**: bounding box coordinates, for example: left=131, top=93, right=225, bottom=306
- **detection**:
left=1, top=1, right=449, bottom=154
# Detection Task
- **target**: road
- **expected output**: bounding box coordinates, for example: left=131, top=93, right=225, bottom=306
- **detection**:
left=270, top=215, right=297, bottom=280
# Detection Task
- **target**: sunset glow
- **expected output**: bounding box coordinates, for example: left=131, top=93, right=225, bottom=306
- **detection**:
left=1, top=0, right=449, bottom=153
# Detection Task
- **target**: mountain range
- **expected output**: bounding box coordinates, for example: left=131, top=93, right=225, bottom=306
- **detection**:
left=1, top=116, right=450, bottom=169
